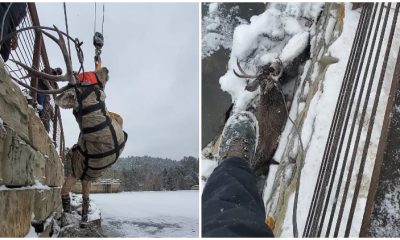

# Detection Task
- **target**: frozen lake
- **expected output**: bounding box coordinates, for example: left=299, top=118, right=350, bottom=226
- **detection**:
left=90, top=190, right=199, bottom=237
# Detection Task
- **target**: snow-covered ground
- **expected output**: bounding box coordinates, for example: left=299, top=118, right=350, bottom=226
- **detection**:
left=90, top=190, right=199, bottom=237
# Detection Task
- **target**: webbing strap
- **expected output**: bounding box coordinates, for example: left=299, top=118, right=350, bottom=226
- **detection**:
left=79, top=101, right=105, bottom=116
left=76, top=131, right=128, bottom=159
left=81, top=118, right=109, bottom=134
left=87, top=132, right=127, bottom=171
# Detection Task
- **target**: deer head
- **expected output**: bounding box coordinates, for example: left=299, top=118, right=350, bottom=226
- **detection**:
left=233, top=58, right=283, bottom=93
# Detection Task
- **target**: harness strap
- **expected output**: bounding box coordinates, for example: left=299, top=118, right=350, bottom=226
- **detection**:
left=81, top=118, right=109, bottom=134
left=77, top=84, right=96, bottom=103
left=76, top=131, right=128, bottom=159
left=73, top=85, right=124, bottom=179
left=79, top=101, right=105, bottom=116
left=74, top=87, right=83, bottom=130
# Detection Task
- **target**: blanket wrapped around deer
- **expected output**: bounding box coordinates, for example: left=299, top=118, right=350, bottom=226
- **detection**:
left=8, top=26, right=128, bottom=227
left=57, top=69, right=128, bottom=180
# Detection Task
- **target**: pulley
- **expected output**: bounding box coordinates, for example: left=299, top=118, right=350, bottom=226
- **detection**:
left=93, top=31, right=103, bottom=69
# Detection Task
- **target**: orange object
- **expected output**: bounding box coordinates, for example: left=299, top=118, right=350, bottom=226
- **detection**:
left=78, top=72, right=98, bottom=85
left=266, top=216, right=275, bottom=231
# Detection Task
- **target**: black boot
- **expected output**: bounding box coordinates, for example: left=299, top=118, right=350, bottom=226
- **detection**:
left=218, top=111, right=258, bottom=169
left=80, top=197, right=90, bottom=228
left=62, top=195, right=71, bottom=213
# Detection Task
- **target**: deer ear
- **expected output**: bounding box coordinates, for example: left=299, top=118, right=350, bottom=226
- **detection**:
left=245, top=79, right=259, bottom=92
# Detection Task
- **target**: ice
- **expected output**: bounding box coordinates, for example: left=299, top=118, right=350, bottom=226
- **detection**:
left=90, top=190, right=199, bottom=237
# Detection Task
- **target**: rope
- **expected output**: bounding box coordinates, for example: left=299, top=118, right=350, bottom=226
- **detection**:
left=94, top=2, right=96, bottom=34
left=63, top=2, right=71, bottom=61
left=102, top=4, right=105, bottom=34
left=93, top=3, right=105, bottom=34
left=275, top=83, right=305, bottom=238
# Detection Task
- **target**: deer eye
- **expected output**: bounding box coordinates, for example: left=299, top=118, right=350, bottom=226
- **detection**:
left=269, top=67, right=275, bottom=73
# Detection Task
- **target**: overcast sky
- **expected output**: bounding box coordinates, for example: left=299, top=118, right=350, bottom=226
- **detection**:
left=36, top=3, right=199, bottom=160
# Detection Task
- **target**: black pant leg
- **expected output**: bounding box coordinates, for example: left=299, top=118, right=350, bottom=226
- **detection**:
left=202, top=157, right=274, bottom=237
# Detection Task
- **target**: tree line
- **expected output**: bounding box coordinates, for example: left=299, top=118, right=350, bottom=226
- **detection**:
left=101, top=156, right=199, bottom=191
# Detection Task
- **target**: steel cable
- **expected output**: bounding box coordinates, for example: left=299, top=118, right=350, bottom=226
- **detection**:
left=303, top=4, right=371, bottom=236
left=311, top=5, right=373, bottom=235
left=344, top=3, right=399, bottom=236
left=319, top=3, right=378, bottom=236
left=334, top=2, right=389, bottom=236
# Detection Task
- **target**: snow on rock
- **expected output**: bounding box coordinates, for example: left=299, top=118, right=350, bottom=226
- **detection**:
left=0, top=181, right=50, bottom=192
left=58, top=193, right=105, bottom=237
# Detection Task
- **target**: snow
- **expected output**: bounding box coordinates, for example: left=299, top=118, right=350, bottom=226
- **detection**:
left=201, top=159, right=218, bottom=192
left=370, top=179, right=400, bottom=237
left=0, top=116, right=4, bottom=131
left=24, top=226, right=38, bottom=238
left=0, top=181, right=51, bottom=192
left=90, top=190, right=199, bottom=237
left=202, top=1, right=323, bottom=191
left=219, top=3, right=322, bottom=106
left=208, top=3, right=219, bottom=14
left=202, top=3, right=245, bottom=58
left=280, top=32, right=310, bottom=63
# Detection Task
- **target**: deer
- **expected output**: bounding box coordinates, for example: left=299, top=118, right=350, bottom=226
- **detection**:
left=8, top=26, right=128, bottom=227
left=232, top=58, right=288, bottom=179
